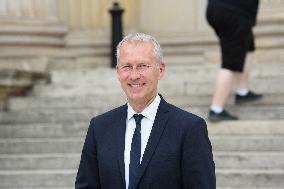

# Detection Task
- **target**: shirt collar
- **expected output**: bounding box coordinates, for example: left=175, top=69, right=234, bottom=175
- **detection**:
left=127, top=94, right=161, bottom=121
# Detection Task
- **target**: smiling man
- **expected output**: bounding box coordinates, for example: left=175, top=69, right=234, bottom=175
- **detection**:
left=75, top=33, right=216, bottom=189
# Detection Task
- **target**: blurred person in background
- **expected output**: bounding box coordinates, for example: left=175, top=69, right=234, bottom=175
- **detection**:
left=206, top=0, right=263, bottom=121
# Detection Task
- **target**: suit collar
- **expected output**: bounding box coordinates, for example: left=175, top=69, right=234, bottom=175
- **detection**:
left=116, top=95, right=171, bottom=189
left=127, top=94, right=161, bottom=122
left=132, top=95, right=171, bottom=188
left=117, top=104, right=128, bottom=187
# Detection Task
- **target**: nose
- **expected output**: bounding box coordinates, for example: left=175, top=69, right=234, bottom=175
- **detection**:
left=129, top=67, right=141, bottom=80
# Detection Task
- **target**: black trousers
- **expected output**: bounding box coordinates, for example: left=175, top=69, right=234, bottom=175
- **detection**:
left=206, top=4, right=255, bottom=72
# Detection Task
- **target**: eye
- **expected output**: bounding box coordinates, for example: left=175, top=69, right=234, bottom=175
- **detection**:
left=121, top=65, right=132, bottom=70
left=138, top=64, right=149, bottom=69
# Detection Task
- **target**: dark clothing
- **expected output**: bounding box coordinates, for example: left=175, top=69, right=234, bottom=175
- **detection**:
left=208, top=0, right=259, bottom=26
left=206, top=0, right=259, bottom=72
left=75, top=96, right=216, bottom=189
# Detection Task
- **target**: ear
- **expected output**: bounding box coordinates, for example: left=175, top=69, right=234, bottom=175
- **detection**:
left=158, top=63, right=165, bottom=80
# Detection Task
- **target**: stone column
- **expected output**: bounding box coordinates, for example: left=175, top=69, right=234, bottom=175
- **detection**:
left=0, top=0, right=59, bottom=22
left=140, top=0, right=208, bottom=36
left=139, top=0, right=284, bottom=37
left=58, top=0, right=139, bottom=32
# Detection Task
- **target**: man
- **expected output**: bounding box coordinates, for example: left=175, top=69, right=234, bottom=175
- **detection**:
left=206, top=0, right=263, bottom=121
left=75, top=33, right=216, bottom=189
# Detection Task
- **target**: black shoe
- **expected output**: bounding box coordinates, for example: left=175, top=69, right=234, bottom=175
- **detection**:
left=208, top=110, right=238, bottom=122
left=235, top=91, right=263, bottom=105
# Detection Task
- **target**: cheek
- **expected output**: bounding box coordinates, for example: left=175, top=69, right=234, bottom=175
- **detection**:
left=117, top=73, right=127, bottom=83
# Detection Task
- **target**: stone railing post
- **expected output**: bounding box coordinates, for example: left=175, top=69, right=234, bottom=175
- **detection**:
left=109, top=2, right=124, bottom=68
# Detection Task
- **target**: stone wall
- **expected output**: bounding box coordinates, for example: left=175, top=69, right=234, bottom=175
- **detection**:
left=58, top=0, right=139, bottom=34
left=0, top=0, right=59, bottom=23
left=140, top=0, right=284, bottom=37
left=0, top=0, right=283, bottom=36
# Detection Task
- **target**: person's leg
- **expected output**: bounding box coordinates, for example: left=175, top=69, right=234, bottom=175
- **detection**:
left=211, top=68, right=234, bottom=109
left=209, top=68, right=238, bottom=121
left=235, top=53, right=253, bottom=91
left=206, top=7, right=241, bottom=121
left=234, top=52, right=263, bottom=104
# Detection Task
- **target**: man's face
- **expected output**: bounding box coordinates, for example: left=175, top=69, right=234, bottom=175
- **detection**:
left=117, top=41, right=165, bottom=106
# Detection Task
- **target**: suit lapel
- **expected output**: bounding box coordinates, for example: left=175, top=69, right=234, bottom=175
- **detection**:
left=132, top=97, right=170, bottom=189
left=116, top=105, right=128, bottom=187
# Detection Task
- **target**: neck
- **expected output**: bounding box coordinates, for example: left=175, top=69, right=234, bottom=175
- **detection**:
left=129, top=94, right=157, bottom=113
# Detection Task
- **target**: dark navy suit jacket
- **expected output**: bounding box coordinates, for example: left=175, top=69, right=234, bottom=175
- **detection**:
left=75, top=96, right=216, bottom=189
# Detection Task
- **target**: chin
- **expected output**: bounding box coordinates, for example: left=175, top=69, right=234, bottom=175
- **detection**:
left=127, top=92, right=145, bottom=102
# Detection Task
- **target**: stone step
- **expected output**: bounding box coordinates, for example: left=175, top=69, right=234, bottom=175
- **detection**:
left=0, top=24, right=68, bottom=37
left=214, top=152, right=284, bottom=170
left=0, top=153, right=80, bottom=170
left=205, top=48, right=284, bottom=65
left=0, top=35, right=65, bottom=46
left=0, top=75, right=32, bottom=88
left=63, top=37, right=284, bottom=69
left=255, top=22, right=284, bottom=38
left=0, top=47, right=72, bottom=58
left=45, top=63, right=284, bottom=85
left=0, top=105, right=283, bottom=124
left=257, top=12, right=284, bottom=25
left=0, top=169, right=76, bottom=188
left=0, top=57, right=49, bottom=75
left=65, top=32, right=109, bottom=47
left=162, top=46, right=206, bottom=55
left=1, top=120, right=283, bottom=139
left=0, top=24, right=67, bottom=49
left=164, top=54, right=204, bottom=65
left=216, top=169, right=284, bottom=188
left=256, top=36, right=284, bottom=49
left=168, top=94, right=284, bottom=107
left=161, top=35, right=283, bottom=57
left=157, top=22, right=284, bottom=49
left=0, top=97, right=5, bottom=111
left=0, top=122, right=88, bottom=138
left=0, top=109, right=100, bottom=124
left=0, top=152, right=283, bottom=171
left=48, top=57, right=109, bottom=70
left=187, top=105, right=284, bottom=121
left=0, top=169, right=283, bottom=188
left=67, top=46, right=110, bottom=57
left=8, top=94, right=284, bottom=111
left=0, top=135, right=283, bottom=154
left=30, top=76, right=284, bottom=97
left=50, top=56, right=205, bottom=70
left=211, top=135, right=284, bottom=152
left=207, top=120, right=284, bottom=135
left=0, top=69, right=45, bottom=100
left=159, top=77, right=284, bottom=96
left=0, top=138, right=84, bottom=154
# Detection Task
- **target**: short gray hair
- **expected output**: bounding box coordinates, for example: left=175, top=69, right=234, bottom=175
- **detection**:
left=116, top=33, right=164, bottom=65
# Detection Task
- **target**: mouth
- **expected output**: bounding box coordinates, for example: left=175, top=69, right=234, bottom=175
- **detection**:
left=128, top=83, right=145, bottom=88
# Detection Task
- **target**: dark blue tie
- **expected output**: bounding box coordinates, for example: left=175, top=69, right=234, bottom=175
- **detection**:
left=129, top=114, right=144, bottom=189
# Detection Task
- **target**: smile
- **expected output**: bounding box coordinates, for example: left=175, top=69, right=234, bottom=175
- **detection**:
left=129, top=83, right=145, bottom=88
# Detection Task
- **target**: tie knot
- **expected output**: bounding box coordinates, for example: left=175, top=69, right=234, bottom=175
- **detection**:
left=133, top=114, right=144, bottom=125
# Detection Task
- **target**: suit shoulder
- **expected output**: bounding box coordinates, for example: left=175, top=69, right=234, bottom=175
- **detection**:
left=90, top=104, right=126, bottom=124
left=167, top=103, right=205, bottom=124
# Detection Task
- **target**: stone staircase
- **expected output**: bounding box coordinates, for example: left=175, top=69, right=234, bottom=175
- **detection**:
left=0, top=22, right=69, bottom=109
left=1, top=10, right=284, bottom=189
left=0, top=61, right=284, bottom=188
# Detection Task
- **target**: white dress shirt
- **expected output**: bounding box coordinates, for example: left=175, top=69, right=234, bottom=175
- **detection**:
left=124, top=94, right=161, bottom=189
